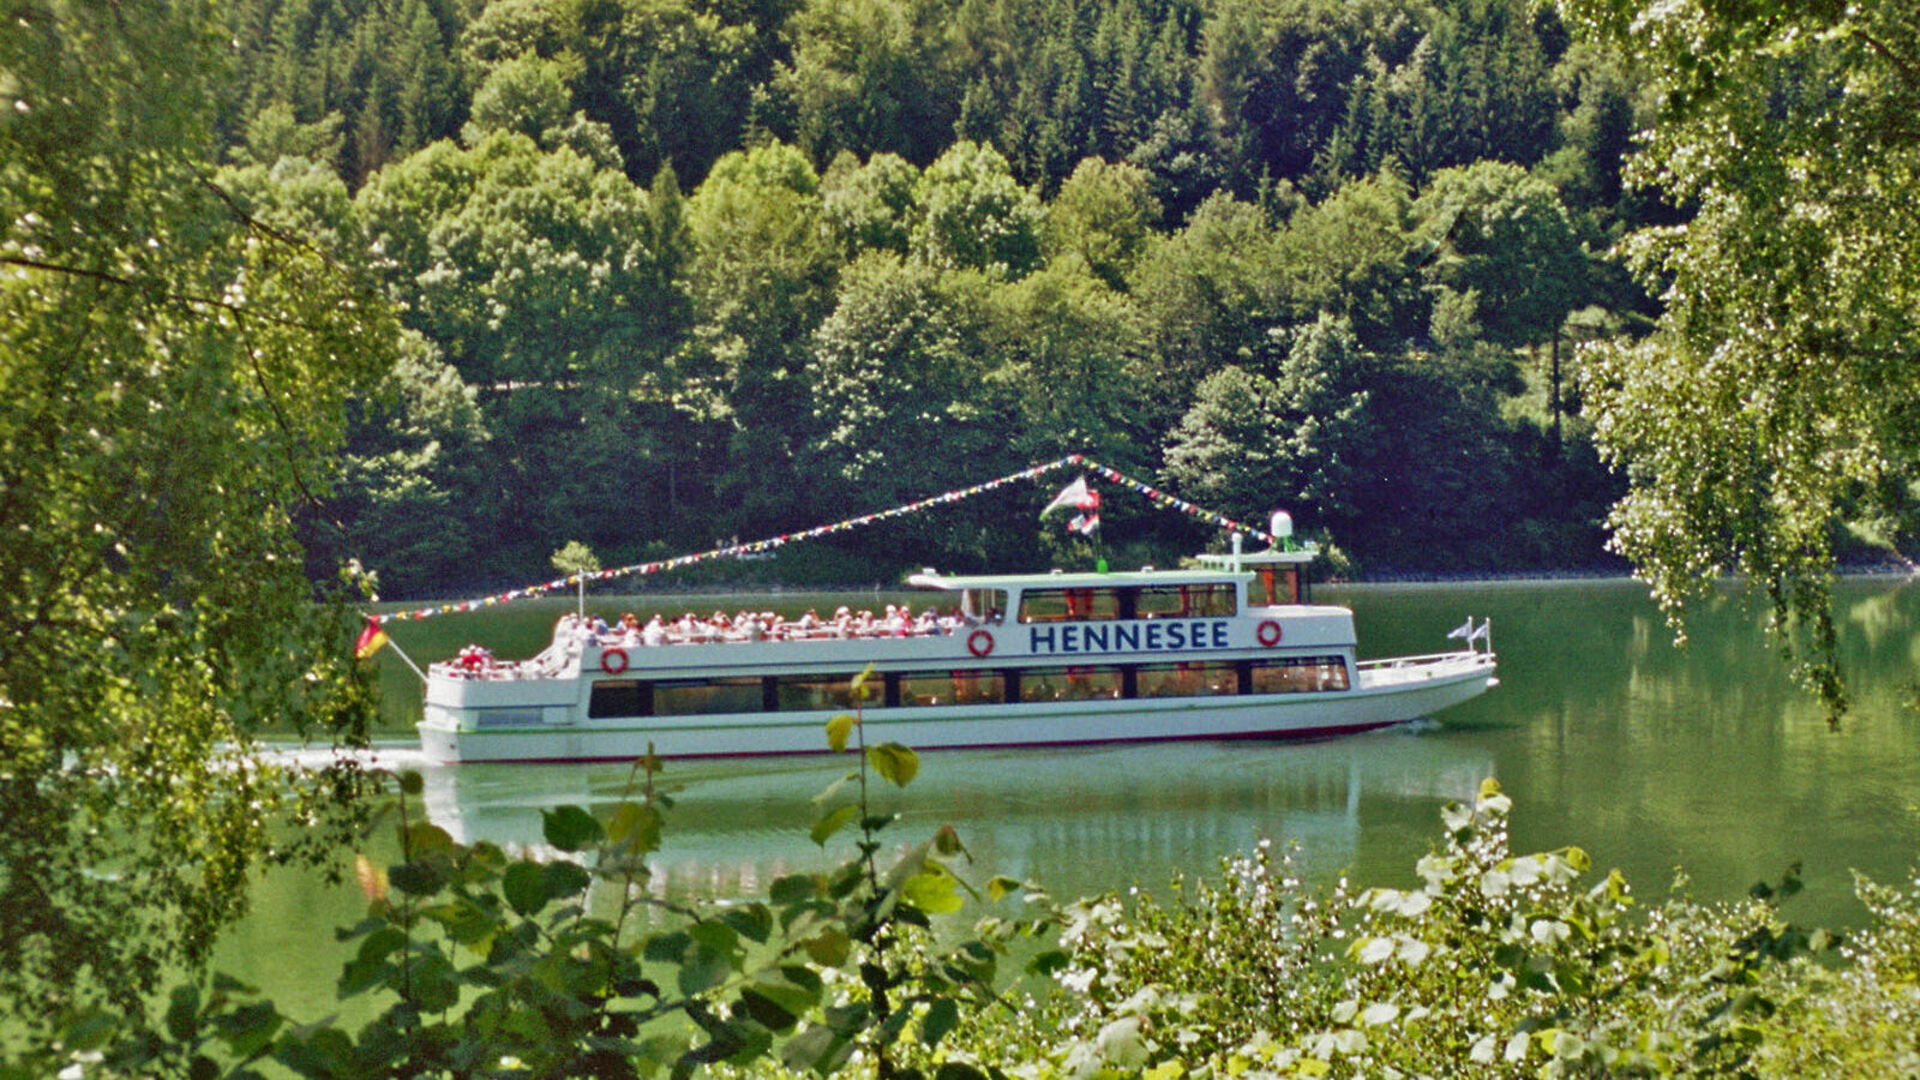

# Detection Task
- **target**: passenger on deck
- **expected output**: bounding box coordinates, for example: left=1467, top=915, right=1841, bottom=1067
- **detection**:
left=642, top=615, right=667, bottom=646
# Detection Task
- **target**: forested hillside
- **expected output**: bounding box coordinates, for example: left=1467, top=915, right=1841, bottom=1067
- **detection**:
left=227, top=0, right=1659, bottom=595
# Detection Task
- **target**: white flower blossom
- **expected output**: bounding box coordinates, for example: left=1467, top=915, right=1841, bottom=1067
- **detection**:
left=1362, top=1002, right=1400, bottom=1027
left=1505, top=1032, right=1531, bottom=1062
left=1480, top=868, right=1511, bottom=898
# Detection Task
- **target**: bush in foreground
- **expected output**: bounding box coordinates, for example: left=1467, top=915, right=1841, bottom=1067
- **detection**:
left=17, top=754, right=1920, bottom=1080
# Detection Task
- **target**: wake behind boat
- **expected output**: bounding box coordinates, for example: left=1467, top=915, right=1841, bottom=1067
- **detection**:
left=416, top=543, right=1497, bottom=763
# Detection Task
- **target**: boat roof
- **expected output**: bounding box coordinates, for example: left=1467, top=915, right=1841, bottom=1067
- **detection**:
left=907, top=567, right=1249, bottom=591
left=908, top=544, right=1320, bottom=592
left=1193, top=544, right=1319, bottom=568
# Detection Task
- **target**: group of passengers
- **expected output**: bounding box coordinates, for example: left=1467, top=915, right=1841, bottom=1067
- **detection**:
left=559, top=603, right=969, bottom=648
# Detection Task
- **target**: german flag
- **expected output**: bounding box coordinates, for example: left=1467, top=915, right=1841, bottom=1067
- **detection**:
left=353, top=617, right=390, bottom=660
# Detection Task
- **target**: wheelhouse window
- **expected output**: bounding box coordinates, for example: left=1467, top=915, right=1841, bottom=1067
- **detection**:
left=1135, top=583, right=1238, bottom=618
left=1135, top=661, right=1239, bottom=698
left=961, top=589, right=1008, bottom=624
left=654, top=677, right=765, bottom=715
left=1018, top=665, right=1124, bottom=702
left=1018, top=588, right=1123, bottom=623
left=896, top=670, right=1006, bottom=707
left=1249, top=656, right=1350, bottom=693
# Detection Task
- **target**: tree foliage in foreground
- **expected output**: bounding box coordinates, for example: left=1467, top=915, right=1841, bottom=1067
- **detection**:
left=27, top=758, right=1920, bottom=1079
left=1562, top=0, right=1920, bottom=717
left=0, top=0, right=397, bottom=1024
left=10, top=684, right=1054, bottom=1080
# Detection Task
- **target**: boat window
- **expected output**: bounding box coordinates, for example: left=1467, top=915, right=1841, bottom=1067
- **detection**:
left=1018, top=665, right=1124, bottom=702
left=1135, top=583, right=1238, bottom=618
left=1017, top=588, right=1123, bottom=623
left=1254, top=567, right=1302, bottom=606
left=775, top=674, right=870, bottom=712
left=961, top=589, right=1008, bottom=624
left=588, top=680, right=649, bottom=718
left=1134, top=661, right=1239, bottom=698
left=654, top=677, right=765, bottom=715
left=1248, top=656, right=1350, bottom=693
left=896, top=670, right=1006, bottom=707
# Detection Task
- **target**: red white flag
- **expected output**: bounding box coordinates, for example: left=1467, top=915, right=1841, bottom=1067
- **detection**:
left=1041, top=476, right=1091, bottom=518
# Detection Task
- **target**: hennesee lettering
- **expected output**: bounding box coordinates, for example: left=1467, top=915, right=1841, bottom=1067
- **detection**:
left=1028, top=619, right=1231, bottom=655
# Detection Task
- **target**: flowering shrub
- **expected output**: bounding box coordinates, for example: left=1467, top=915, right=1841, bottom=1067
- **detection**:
left=963, top=780, right=1840, bottom=1079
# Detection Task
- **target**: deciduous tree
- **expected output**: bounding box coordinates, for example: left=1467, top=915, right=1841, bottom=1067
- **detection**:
left=0, top=0, right=396, bottom=1018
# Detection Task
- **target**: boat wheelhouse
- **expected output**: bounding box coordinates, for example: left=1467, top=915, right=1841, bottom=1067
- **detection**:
left=416, top=546, right=1497, bottom=763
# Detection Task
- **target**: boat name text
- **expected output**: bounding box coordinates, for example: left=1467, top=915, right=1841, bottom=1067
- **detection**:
left=1027, top=619, right=1231, bottom=655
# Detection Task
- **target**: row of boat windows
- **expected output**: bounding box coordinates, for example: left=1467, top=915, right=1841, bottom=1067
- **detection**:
left=1010, top=584, right=1238, bottom=624
left=586, top=656, right=1351, bottom=719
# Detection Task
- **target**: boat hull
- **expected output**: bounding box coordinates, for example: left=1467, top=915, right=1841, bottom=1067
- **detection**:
left=418, top=656, right=1495, bottom=763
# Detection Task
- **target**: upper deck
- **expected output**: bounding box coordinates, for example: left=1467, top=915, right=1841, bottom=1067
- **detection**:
left=427, top=549, right=1337, bottom=692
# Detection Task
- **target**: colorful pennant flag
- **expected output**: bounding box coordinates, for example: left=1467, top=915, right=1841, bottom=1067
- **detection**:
left=353, top=617, right=390, bottom=659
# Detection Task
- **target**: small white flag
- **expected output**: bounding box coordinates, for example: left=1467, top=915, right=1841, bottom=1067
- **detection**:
left=1469, top=621, right=1490, bottom=643
left=1447, top=618, right=1474, bottom=641
left=1042, top=477, right=1091, bottom=518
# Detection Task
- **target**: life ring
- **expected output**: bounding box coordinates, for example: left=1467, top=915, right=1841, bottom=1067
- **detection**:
left=600, top=647, right=630, bottom=675
left=1256, top=620, right=1283, bottom=647
left=966, top=629, right=996, bottom=658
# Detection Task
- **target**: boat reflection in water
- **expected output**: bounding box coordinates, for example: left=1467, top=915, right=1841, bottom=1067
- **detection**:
left=413, top=726, right=1496, bottom=903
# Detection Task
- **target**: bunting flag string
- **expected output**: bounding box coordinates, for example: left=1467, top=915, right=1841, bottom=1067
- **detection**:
left=371, top=454, right=1278, bottom=624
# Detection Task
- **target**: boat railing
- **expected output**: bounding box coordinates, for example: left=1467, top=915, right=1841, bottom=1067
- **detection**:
left=1355, top=650, right=1489, bottom=669
left=1355, top=650, right=1494, bottom=686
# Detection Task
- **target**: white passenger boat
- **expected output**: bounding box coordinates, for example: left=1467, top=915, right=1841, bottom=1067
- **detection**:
left=417, top=544, right=1498, bottom=764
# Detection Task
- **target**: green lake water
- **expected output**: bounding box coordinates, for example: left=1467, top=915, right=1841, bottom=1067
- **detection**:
left=222, top=576, right=1920, bottom=1016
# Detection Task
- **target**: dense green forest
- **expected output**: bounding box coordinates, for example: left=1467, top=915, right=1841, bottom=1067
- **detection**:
left=215, top=0, right=1661, bottom=596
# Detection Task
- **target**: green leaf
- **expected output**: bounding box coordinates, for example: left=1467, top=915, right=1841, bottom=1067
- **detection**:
left=678, top=945, right=733, bottom=996
left=932, top=824, right=965, bottom=857
left=921, top=998, right=960, bottom=1045
left=867, top=743, right=920, bottom=787
left=398, top=771, right=425, bottom=796
left=608, top=801, right=663, bottom=854
left=403, top=821, right=454, bottom=856
left=543, top=860, right=591, bottom=900
left=212, top=1003, right=283, bottom=1059
left=780, top=1024, right=850, bottom=1074
left=504, top=860, right=548, bottom=916
left=337, top=954, right=393, bottom=997
left=811, top=803, right=860, bottom=847
left=986, top=876, right=1023, bottom=901
left=644, top=931, right=690, bottom=964
left=770, top=874, right=821, bottom=904
left=1027, top=950, right=1070, bottom=976
left=721, top=904, right=774, bottom=944
left=825, top=714, right=857, bottom=753
left=166, top=985, right=200, bottom=1043
left=354, top=926, right=407, bottom=964
left=387, top=861, right=445, bottom=897
left=804, top=928, right=851, bottom=967
left=542, top=805, right=605, bottom=851
left=936, top=1062, right=990, bottom=1080
left=903, top=869, right=964, bottom=915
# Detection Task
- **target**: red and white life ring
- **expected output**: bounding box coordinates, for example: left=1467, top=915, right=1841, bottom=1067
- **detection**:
left=600, top=647, right=630, bottom=675
left=1256, top=620, right=1283, bottom=647
left=966, top=629, right=996, bottom=658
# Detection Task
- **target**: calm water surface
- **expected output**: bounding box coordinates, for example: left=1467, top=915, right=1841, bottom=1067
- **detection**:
left=223, top=577, right=1920, bottom=1012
